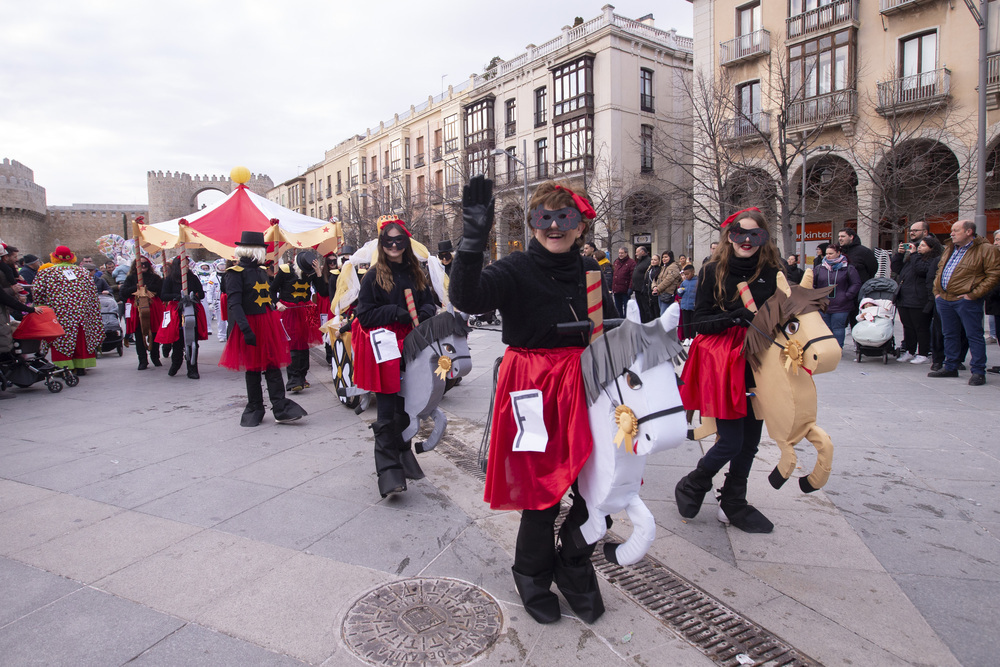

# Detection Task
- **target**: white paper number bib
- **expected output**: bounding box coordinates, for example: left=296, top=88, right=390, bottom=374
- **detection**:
left=509, top=389, right=548, bottom=452
left=369, top=328, right=401, bottom=364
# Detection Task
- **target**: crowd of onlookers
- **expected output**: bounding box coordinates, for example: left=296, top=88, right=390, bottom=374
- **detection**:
left=580, top=220, right=1000, bottom=385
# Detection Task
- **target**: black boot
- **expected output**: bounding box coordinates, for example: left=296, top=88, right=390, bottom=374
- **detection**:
left=325, top=343, right=333, bottom=367
left=511, top=568, right=561, bottom=624
left=265, top=368, right=307, bottom=423
left=675, top=463, right=714, bottom=519
left=136, top=349, right=148, bottom=370
left=553, top=550, right=604, bottom=624
left=241, top=371, right=265, bottom=427
left=286, top=350, right=306, bottom=392
left=167, top=341, right=183, bottom=376
left=371, top=419, right=406, bottom=497
left=717, top=473, right=773, bottom=533
left=187, top=362, right=199, bottom=379
left=150, top=348, right=162, bottom=367
left=393, top=411, right=425, bottom=480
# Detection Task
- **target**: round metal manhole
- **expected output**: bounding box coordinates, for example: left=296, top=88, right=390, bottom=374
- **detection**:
left=342, top=577, right=503, bottom=667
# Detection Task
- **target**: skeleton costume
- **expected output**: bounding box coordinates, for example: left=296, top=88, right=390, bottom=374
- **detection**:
left=218, top=231, right=307, bottom=427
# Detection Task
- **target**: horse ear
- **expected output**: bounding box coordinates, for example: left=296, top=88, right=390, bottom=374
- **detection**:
left=800, top=267, right=814, bottom=288
left=626, top=299, right=642, bottom=323
left=776, top=270, right=791, bottom=296
left=659, top=302, right=681, bottom=333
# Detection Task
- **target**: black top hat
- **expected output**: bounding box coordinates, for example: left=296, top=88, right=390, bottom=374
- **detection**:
left=437, top=239, right=454, bottom=254
left=339, top=245, right=356, bottom=256
left=296, top=249, right=319, bottom=274
left=235, top=231, right=267, bottom=246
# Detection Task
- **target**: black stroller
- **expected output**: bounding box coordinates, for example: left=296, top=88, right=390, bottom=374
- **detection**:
left=0, top=308, right=79, bottom=393
left=851, top=276, right=899, bottom=364
left=98, top=294, right=124, bottom=357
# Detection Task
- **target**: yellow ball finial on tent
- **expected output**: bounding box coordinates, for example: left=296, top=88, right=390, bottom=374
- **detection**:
left=230, top=166, right=251, bottom=184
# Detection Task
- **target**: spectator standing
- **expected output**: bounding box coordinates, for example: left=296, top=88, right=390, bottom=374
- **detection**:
left=929, top=220, right=1000, bottom=385
left=594, top=249, right=613, bottom=293
left=18, top=254, right=40, bottom=284
left=639, top=253, right=661, bottom=323
left=785, top=254, right=804, bottom=284
left=891, top=221, right=930, bottom=277
left=676, top=263, right=697, bottom=340
left=814, top=241, right=829, bottom=268
left=0, top=244, right=19, bottom=286
left=986, top=230, right=1000, bottom=346
left=814, top=244, right=861, bottom=348
left=895, top=234, right=941, bottom=364
left=611, top=247, right=636, bottom=317
left=653, top=250, right=681, bottom=316
left=837, top=228, right=877, bottom=285
left=630, top=246, right=651, bottom=319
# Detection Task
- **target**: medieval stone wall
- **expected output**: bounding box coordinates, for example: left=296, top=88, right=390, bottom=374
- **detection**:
left=147, top=170, right=274, bottom=223
left=46, top=204, right=149, bottom=260
left=0, top=158, right=48, bottom=254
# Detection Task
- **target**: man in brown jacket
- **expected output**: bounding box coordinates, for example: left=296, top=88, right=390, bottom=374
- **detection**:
left=929, top=220, right=1000, bottom=385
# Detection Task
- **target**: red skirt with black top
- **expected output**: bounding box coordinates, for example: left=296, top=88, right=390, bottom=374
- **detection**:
left=278, top=301, right=323, bottom=349
left=154, top=301, right=208, bottom=344
left=351, top=318, right=412, bottom=394
left=484, top=346, right=593, bottom=511
left=218, top=310, right=291, bottom=372
left=679, top=326, right=748, bottom=420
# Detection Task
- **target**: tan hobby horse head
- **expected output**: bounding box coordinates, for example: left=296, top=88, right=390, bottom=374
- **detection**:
left=741, top=269, right=841, bottom=493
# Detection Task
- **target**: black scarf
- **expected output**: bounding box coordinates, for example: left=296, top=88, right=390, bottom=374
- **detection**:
left=728, top=252, right=761, bottom=279
left=527, top=237, right=584, bottom=285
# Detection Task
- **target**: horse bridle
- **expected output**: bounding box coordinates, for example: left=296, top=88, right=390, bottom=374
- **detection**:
left=596, top=328, right=685, bottom=429
left=747, top=317, right=837, bottom=375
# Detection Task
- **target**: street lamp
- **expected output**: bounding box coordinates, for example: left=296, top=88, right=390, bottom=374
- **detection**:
left=493, top=139, right=530, bottom=251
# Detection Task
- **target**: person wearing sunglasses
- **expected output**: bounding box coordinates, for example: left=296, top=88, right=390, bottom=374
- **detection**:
left=675, top=207, right=783, bottom=534
left=353, top=216, right=438, bottom=499
left=450, top=176, right=617, bottom=625
left=119, top=258, right=164, bottom=370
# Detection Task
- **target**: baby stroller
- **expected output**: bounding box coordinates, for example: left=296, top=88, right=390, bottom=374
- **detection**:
left=0, top=307, right=79, bottom=393
left=98, top=294, right=124, bottom=357
left=852, top=275, right=899, bottom=364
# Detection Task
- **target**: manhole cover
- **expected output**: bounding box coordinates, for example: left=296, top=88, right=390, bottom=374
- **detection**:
left=342, top=577, right=503, bottom=667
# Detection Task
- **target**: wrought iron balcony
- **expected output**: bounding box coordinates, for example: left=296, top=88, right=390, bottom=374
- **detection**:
left=444, top=139, right=459, bottom=154
left=787, top=0, right=858, bottom=41
left=414, top=153, right=425, bottom=167
left=350, top=176, right=358, bottom=187
left=446, top=184, right=460, bottom=198
left=505, top=121, right=516, bottom=138
left=876, top=68, right=950, bottom=115
left=720, top=29, right=770, bottom=67
left=432, top=146, right=443, bottom=161
left=723, top=111, right=772, bottom=143
left=787, top=89, right=857, bottom=129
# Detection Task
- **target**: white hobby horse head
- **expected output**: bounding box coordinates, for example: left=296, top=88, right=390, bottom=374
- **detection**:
left=575, top=303, right=687, bottom=565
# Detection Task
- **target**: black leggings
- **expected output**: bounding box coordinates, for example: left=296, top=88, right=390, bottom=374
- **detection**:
left=514, top=483, right=594, bottom=576
left=898, top=306, right=931, bottom=356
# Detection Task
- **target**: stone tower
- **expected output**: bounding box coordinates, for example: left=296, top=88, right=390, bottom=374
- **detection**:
left=0, top=158, right=47, bottom=252
left=146, top=170, right=274, bottom=224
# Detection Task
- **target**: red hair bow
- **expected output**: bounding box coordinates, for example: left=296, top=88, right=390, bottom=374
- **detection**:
left=722, top=207, right=761, bottom=228
left=554, top=185, right=596, bottom=220
left=377, top=214, right=412, bottom=237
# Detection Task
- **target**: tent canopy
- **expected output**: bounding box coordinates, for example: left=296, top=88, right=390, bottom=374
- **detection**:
left=138, top=184, right=343, bottom=259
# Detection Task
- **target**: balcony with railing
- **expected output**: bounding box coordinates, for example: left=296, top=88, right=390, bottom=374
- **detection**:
left=326, top=187, right=332, bottom=198
left=876, top=68, right=950, bottom=115
left=720, top=29, right=770, bottom=67
left=880, top=0, right=939, bottom=16
left=414, top=152, right=425, bottom=167
left=350, top=175, right=358, bottom=187
left=640, top=94, right=655, bottom=112
left=369, top=170, right=378, bottom=183
left=336, top=183, right=342, bottom=195
left=722, top=112, right=772, bottom=144
left=536, top=162, right=549, bottom=180
left=787, top=0, right=858, bottom=41
left=445, top=138, right=459, bottom=154
left=432, top=146, right=443, bottom=161
left=505, top=121, right=516, bottom=138
left=445, top=184, right=460, bottom=199
left=787, top=89, right=858, bottom=129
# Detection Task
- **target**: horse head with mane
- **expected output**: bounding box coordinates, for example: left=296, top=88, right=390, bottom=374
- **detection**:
left=742, top=269, right=840, bottom=493
left=400, top=311, right=472, bottom=453
left=574, top=304, right=688, bottom=566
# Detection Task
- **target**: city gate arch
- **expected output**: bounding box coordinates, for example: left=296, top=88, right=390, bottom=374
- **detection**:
left=146, top=170, right=274, bottom=224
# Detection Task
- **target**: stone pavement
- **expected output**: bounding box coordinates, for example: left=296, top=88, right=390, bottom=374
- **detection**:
left=0, top=324, right=996, bottom=666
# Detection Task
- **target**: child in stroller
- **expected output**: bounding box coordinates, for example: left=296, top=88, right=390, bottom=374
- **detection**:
left=0, top=307, right=80, bottom=393
left=98, top=293, right=124, bottom=357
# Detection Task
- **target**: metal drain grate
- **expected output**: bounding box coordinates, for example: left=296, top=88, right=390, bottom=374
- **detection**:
left=436, top=430, right=821, bottom=667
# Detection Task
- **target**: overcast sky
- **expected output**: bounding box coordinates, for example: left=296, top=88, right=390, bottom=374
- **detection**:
left=1, top=1, right=692, bottom=207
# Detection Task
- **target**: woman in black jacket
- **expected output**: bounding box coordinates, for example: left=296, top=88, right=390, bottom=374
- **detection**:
left=119, top=258, right=164, bottom=370
left=896, top=235, right=941, bottom=364
left=675, top=207, right=782, bottom=534
left=155, top=256, right=206, bottom=379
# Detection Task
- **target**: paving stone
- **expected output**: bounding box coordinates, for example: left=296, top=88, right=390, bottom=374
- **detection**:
left=129, top=622, right=308, bottom=666
left=0, top=492, right=121, bottom=556
left=75, top=463, right=209, bottom=510
left=0, top=557, right=82, bottom=627
left=0, top=478, right=56, bottom=512
left=135, top=476, right=283, bottom=528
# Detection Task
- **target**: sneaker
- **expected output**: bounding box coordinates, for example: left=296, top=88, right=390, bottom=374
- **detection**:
left=910, top=355, right=929, bottom=365
left=969, top=374, right=986, bottom=386
left=985, top=336, right=997, bottom=344
left=927, top=368, right=958, bottom=378
left=897, top=351, right=914, bottom=362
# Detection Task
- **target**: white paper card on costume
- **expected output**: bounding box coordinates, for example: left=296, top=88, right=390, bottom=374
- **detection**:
left=161, top=311, right=171, bottom=328
left=124, top=303, right=132, bottom=319
left=63, top=270, right=77, bottom=280
left=509, top=389, right=548, bottom=453
left=370, top=328, right=400, bottom=363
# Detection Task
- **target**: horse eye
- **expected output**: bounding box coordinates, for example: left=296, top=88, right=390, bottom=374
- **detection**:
left=784, top=321, right=800, bottom=336
left=624, top=370, right=642, bottom=389
left=444, top=343, right=455, bottom=353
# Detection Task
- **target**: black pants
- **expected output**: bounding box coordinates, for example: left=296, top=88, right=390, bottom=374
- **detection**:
left=514, top=482, right=594, bottom=576
left=898, top=306, right=932, bottom=356
left=931, top=307, right=967, bottom=365
left=699, top=397, right=763, bottom=480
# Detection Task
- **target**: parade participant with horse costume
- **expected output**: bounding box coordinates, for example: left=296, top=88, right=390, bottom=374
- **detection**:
left=353, top=215, right=438, bottom=498
left=156, top=256, right=207, bottom=379
left=271, top=249, right=326, bottom=392
left=675, top=207, right=782, bottom=534
left=119, top=257, right=164, bottom=370
left=219, top=231, right=307, bottom=427
left=450, top=175, right=617, bottom=625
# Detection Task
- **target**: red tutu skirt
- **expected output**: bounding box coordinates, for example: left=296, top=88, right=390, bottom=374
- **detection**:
left=154, top=302, right=208, bottom=344
left=220, top=293, right=228, bottom=322
left=314, top=294, right=331, bottom=319
left=351, top=319, right=412, bottom=393
left=680, top=327, right=748, bottom=420
left=124, top=296, right=164, bottom=336
left=485, top=347, right=593, bottom=511
left=218, top=311, right=291, bottom=371
left=279, top=301, right=323, bottom=349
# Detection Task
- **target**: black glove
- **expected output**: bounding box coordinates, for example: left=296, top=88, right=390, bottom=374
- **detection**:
left=418, top=304, right=436, bottom=323
left=457, top=175, right=495, bottom=255
left=242, top=329, right=257, bottom=346
left=397, top=306, right=413, bottom=324
left=730, top=307, right=755, bottom=328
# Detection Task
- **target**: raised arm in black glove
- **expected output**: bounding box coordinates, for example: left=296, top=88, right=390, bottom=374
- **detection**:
left=457, top=175, right=495, bottom=255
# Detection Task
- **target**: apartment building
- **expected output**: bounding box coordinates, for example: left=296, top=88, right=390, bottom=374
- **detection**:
left=270, top=5, right=694, bottom=259
left=689, top=0, right=999, bottom=259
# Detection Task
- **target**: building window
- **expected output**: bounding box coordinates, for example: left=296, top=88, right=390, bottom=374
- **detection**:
left=789, top=0, right=835, bottom=15
left=390, top=139, right=402, bottom=172
left=552, top=55, right=594, bottom=118
left=736, top=80, right=762, bottom=130
left=505, top=146, right=518, bottom=183
left=534, top=87, right=547, bottom=126
left=337, top=201, right=343, bottom=220
left=337, top=171, right=342, bottom=194
left=640, top=69, right=655, bottom=112
left=900, top=31, right=937, bottom=84
left=433, top=129, right=443, bottom=160
left=505, top=98, right=516, bottom=137
left=464, top=97, right=495, bottom=148
left=640, top=125, right=654, bottom=173
left=349, top=158, right=359, bottom=187
left=789, top=28, right=855, bottom=100
left=444, top=114, right=459, bottom=153
left=738, top=2, right=761, bottom=36
left=553, top=115, right=593, bottom=174
left=536, top=138, right=548, bottom=179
